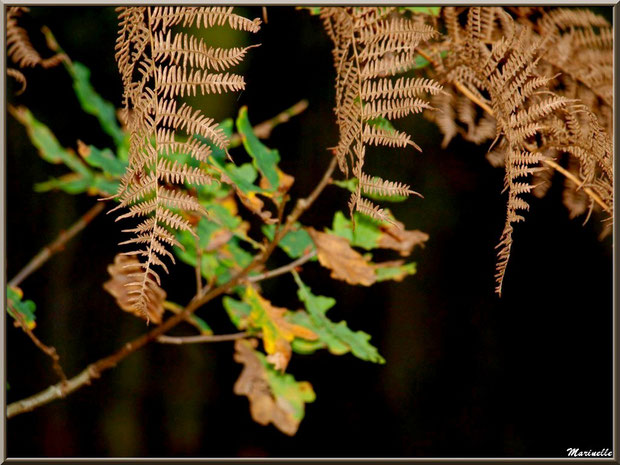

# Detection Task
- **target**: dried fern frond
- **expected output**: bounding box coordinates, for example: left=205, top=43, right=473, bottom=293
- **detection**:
left=319, top=7, right=441, bottom=225
left=103, top=254, right=166, bottom=324
left=112, top=6, right=260, bottom=317
left=359, top=173, right=421, bottom=198
left=6, top=6, right=67, bottom=91
left=535, top=8, right=613, bottom=133
left=437, top=7, right=613, bottom=295
left=7, top=68, right=27, bottom=94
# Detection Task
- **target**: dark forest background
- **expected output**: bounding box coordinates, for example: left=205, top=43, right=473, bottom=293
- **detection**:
left=5, top=6, right=614, bottom=458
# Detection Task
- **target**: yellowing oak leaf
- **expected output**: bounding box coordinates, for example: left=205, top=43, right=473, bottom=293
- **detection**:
left=103, top=254, right=165, bottom=324
left=233, top=339, right=315, bottom=436
left=307, top=228, right=376, bottom=286
left=245, top=287, right=317, bottom=371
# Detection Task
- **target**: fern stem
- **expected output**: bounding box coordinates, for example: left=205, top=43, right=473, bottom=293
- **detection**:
left=7, top=156, right=338, bottom=419
left=133, top=6, right=163, bottom=319
left=443, top=66, right=611, bottom=215
left=542, top=159, right=611, bottom=214
left=8, top=202, right=105, bottom=288
left=349, top=11, right=366, bottom=210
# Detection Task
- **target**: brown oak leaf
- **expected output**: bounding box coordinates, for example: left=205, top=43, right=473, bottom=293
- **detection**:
left=307, top=228, right=376, bottom=286
left=378, top=221, right=429, bottom=257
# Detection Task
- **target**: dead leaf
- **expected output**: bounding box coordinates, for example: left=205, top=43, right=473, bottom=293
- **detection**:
left=308, top=228, right=376, bottom=286
left=103, top=254, right=165, bottom=324
left=233, top=339, right=315, bottom=436
left=378, top=222, right=429, bottom=257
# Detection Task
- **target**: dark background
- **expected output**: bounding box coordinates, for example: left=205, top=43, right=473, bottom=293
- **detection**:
left=5, top=6, right=614, bottom=458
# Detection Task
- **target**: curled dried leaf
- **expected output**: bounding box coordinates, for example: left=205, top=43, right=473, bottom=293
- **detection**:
left=308, top=228, right=376, bottom=286
left=103, top=254, right=165, bottom=324
left=377, top=222, right=429, bottom=256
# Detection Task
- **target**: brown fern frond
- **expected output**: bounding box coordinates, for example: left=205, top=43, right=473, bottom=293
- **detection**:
left=6, top=7, right=67, bottom=76
left=156, top=133, right=213, bottom=162
left=154, top=30, right=259, bottom=71
left=157, top=66, right=246, bottom=99
left=362, top=97, right=432, bottom=120
left=359, top=173, right=421, bottom=198
left=537, top=8, right=613, bottom=120
left=427, top=90, right=458, bottom=148
left=112, top=6, right=260, bottom=317
left=361, top=77, right=442, bottom=101
left=103, top=254, right=165, bottom=324
left=356, top=197, right=397, bottom=226
left=156, top=159, right=214, bottom=185
left=319, top=7, right=442, bottom=224
left=150, top=6, right=261, bottom=33
left=436, top=6, right=613, bottom=295
left=363, top=125, right=416, bottom=149
left=541, top=8, right=609, bottom=30
left=157, top=101, right=228, bottom=149
left=7, top=68, right=27, bottom=94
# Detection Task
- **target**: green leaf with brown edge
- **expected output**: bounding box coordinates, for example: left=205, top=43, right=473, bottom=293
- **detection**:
left=233, top=339, right=315, bottom=436
left=7, top=286, right=36, bottom=330
left=375, top=261, right=417, bottom=282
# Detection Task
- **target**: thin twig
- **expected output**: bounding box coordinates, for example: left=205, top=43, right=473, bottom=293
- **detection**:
left=7, top=156, right=338, bottom=419
left=228, top=100, right=309, bottom=148
left=247, top=250, right=317, bottom=283
left=8, top=202, right=105, bottom=288
left=9, top=304, right=67, bottom=383
left=156, top=332, right=249, bottom=345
